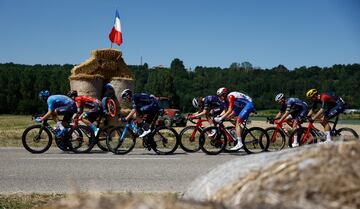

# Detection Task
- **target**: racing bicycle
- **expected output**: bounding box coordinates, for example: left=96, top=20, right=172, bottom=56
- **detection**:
left=288, top=115, right=359, bottom=147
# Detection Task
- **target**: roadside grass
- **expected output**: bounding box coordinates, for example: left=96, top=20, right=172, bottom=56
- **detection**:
left=0, top=115, right=33, bottom=147
left=0, top=193, right=65, bottom=209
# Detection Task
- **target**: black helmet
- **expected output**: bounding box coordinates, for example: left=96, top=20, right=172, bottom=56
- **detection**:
left=67, top=90, right=78, bottom=98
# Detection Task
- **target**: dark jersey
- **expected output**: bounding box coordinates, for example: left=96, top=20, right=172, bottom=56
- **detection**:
left=132, top=93, right=158, bottom=110
left=203, top=95, right=225, bottom=110
left=280, top=98, right=308, bottom=113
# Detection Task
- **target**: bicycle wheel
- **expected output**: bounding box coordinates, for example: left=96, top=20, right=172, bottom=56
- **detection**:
left=179, top=126, right=202, bottom=152
left=242, top=127, right=269, bottom=154
left=55, top=136, right=71, bottom=151
left=288, top=127, right=317, bottom=148
left=68, top=125, right=95, bottom=153
left=265, top=127, right=286, bottom=151
left=106, top=126, right=136, bottom=155
left=224, top=126, right=239, bottom=153
left=333, top=128, right=359, bottom=141
left=22, top=124, right=52, bottom=154
left=96, top=126, right=113, bottom=152
left=150, top=126, right=179, bottom=155
left=199, top=126, right=227, bottom=155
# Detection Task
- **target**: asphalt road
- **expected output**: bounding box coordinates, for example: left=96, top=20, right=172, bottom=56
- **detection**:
left=0, top=147, right=247, bottom=194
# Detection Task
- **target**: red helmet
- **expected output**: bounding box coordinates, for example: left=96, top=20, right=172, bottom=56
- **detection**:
left=216, top=87, right=230, bottom=96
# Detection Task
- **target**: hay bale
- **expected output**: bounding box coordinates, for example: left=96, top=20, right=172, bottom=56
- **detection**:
left=213, top=141, right=360, bottom=209
left=91, top=48, right=122, bottom=60
left=70, top=79, right=104, bottom=99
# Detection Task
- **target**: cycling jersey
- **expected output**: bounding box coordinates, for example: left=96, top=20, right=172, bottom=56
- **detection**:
left=226, top=91, right=254, bottom=120
left=75, top=96, right=102, bottom=122
left=312, top=93, right=345, bottom=119
left=312, top=93, right=344, bottom=110
left=280, top=98, right=308, bottom=121
left=132, top=93, right=161, bottom=124
left=203, top=95, right=226, bottom=116
left=280, top=98, right=308, bottom=113
left=47, top=95, right=76, bottom=122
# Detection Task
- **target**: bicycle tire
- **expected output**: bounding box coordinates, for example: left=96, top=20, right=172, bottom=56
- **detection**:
left=334, top=128, right=359, bottom=141
left=55, top=137, right=71, bottom=151
left=224, top=126, right=239, bottom=153
left=242, top=127, right=269, bottom=154
left=179, top=126, right=202, bottom=152
left=106, top=126, right=136, bottom=155
left=68, top=125, right=95, bottom=153
left=150, top=126, right=179, bottom=155
left=199, top=126, right=227, bottom=155
left=96, top=126, right=113, bottom=152
left=264, top=127, right=286, bottom=151
left=22, top=124, right=53, bottom=154
left=288, top=127, right=317, bottom=148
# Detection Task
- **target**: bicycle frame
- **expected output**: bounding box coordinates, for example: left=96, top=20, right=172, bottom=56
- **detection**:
left=299, top=115, right=340, bottom=144
left=187, top=118, right=209, bottom=142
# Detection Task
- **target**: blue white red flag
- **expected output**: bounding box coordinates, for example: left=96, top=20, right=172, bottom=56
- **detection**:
left=109, top=10, right=123, bottom=46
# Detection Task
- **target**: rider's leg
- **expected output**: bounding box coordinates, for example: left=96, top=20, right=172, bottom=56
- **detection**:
left=320, top=117, right=331, bottom=141
left=291, top=120, right=299, bottom=146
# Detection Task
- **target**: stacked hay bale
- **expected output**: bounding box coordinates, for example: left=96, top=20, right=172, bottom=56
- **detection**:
left=69, top=48, right=133, bottom=100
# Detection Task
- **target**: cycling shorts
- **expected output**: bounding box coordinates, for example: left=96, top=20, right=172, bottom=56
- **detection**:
left=55, top=104, right=77, bottom=122
left=233, top=102, right=254, bottom=121
left=324, top=101, right=345, bottom=119
left=84, top=103, right=102, bottom=122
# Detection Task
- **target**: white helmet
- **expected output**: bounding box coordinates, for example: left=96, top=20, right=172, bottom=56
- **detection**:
left=192, top=98, right=199, bottom=108
left=121, top=89, right=132, bottom=98
left=216, top=87, right=229, bottom=96
left=275, top=93, right=285, bottom=102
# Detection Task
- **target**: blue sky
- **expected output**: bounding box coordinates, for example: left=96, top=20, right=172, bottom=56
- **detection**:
left=0, top=0, right=359, bottom=70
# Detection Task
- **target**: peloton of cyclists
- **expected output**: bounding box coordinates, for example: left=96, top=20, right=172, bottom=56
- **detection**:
left=274, top=93, right=309, bottom=147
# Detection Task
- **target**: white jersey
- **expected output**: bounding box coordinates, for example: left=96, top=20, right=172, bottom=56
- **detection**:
left=228, top=91, right=253, bottom=103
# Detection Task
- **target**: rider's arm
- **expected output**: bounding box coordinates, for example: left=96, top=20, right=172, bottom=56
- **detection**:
left=278, top=111, right=289, bottom=123
left=125, top=109, right=136, bottom=121
left=312, top=108, right=324, bottom=121
left=40, top=109, right=53, bottom=121
left=192, top=109, right=208, bottom=118
left=274, top=111, right=283, bottom=120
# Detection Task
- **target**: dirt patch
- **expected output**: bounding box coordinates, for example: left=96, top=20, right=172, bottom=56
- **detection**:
left=213, top=141, right=360, bottom=209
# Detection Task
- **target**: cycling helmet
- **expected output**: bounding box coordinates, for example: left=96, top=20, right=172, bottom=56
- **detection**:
left=38, top=90, right=50, bottom=100
left=104, top=83, right=114, bottom=90
left=67, top=90, right=78, bottom=98
left=192, top=98, right=199, bottom=108
left=275, top=93, right=285, bottom=102
left=121, top=89, right=132, bottom=98
left=306, top=89, right=318, bottom=98
left=216, top=87, right=230, bottom=96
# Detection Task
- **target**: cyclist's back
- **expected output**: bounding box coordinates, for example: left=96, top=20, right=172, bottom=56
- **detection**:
left=280, top=98, right=308, bottom=112
left=227, top=91, right=253, bottom=109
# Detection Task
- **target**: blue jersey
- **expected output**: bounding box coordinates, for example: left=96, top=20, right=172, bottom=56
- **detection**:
left=47, top=95, right=75, bottom=111
left=280, top=98, right=308, bottom=113
left=203, top=95, right=225, bottom=110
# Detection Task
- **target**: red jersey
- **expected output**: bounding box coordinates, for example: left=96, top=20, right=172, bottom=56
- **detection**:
left=75, top=96, right=101, bottom=111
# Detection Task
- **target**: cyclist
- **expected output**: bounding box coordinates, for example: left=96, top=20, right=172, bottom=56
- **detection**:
left=274, top=93, right=309, bottom=147
left=215, top=87, right=255, bottom=150
left=101, top=83, right=117, bottom=116
left=306, top=89, right=345, bottom=143
left=67, top=90, right=102, bottom=136
left=36, top=90, right=77, bottom=137
left=121, top=89, right=161, bottom=138
left=189, top=96, right=226, bottom=119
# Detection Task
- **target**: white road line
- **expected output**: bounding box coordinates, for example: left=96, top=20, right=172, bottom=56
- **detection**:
left=20, top=157, right=182, bottom=160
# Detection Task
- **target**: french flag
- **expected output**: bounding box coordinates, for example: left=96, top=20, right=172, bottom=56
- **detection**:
left=109, top=9, right=123, bottom=46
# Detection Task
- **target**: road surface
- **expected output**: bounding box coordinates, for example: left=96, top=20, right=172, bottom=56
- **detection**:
left=0, top=147, right=247, bottom=194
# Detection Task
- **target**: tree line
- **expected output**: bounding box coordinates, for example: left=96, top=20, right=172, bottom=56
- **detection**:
left=0, top=61, right=359, bottom=114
